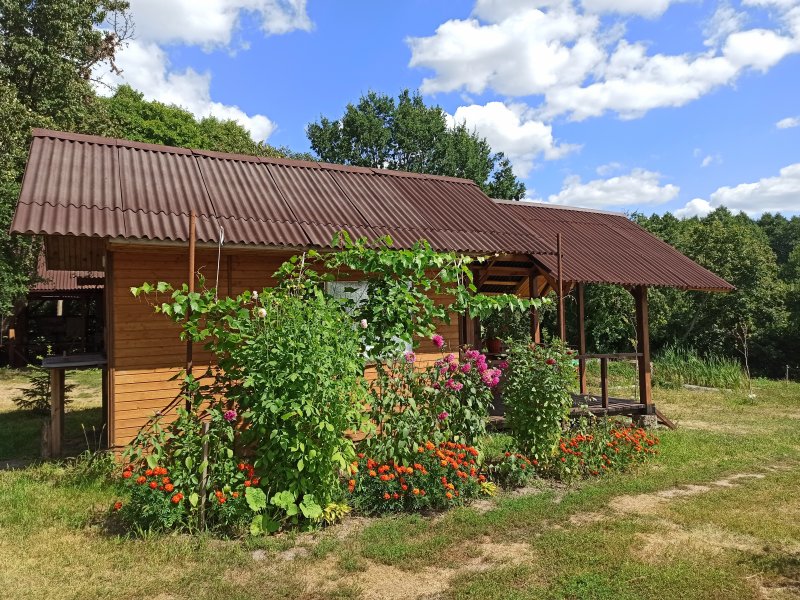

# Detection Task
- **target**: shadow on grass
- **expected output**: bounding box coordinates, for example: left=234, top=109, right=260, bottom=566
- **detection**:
left=0, top=406, right=103, bottom=466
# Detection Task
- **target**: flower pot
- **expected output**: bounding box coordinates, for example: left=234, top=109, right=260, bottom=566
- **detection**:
left=486, top=338, right=503, bottom=354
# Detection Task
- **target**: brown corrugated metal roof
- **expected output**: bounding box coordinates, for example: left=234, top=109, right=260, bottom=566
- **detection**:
left=10, top=129, right=733, bottom=292
left=496, top=201, right=734, bottom=292
left=30, top=254, right=103, bottom=292
left=12, top=129, right=553, bottom=255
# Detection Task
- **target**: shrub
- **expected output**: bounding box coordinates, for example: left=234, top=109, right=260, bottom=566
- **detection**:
left=348, top=441, right=488, bottom=514
left=503, top=339, right=578, bottom=462
left=547, top=417, right=659, bottom=481
left=131, top=281, right=368, bottom=527
left=362, top=339, right=502, bottom=463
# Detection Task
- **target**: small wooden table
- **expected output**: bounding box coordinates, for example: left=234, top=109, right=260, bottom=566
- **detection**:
left=42, top=353, right=107, bottom=458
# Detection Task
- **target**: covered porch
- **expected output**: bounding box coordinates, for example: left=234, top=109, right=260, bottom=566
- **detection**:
left=461, top=201, right=734, bottom=427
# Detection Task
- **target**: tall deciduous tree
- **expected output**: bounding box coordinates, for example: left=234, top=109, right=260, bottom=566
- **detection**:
left=307, top=89, right=525, bottom=199
left=0, top=0, right=130, bottom=322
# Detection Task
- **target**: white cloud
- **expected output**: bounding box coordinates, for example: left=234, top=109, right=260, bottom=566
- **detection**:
left=535, top=168, right=679, bottom=208
left=675, top=198, right=713, bottom=218
left=580, top=0, right=680, bottom=18
left=703, top=3, right=747, bottom=48
left=698, top=152, right=722, bottom=167
left=94, top=0, right=311, bottom=142
left=596, top=161, right=624, bottom=176
left=408, top=5, right=603, bottom=97
left=777, top=116, right=800, bottom=128
left=96, top=41, right=276, bottom=141
left=446, top=102, right=578, bottom=177
left=128, top=0, right=312, bottom=46
left=409, top=0, right=800, bottom=121
left=676, top=163, right=800, bottom=217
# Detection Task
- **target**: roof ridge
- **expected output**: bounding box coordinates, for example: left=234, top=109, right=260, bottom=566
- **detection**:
left=492, top=198, right=628, bottom=217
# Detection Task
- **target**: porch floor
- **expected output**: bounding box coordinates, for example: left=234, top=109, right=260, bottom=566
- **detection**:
left=488, top=393, right=666, bottom=430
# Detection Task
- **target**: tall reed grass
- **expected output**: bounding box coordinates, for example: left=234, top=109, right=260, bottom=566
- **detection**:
left=653, top=346, right=745, bottom=389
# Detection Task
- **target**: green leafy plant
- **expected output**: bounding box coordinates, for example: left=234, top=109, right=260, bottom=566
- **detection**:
left=503, top=339, right=578, bottom=463
left=131, top=279, right=368, bottom=526
left=654, top=345, right=744, bottom=389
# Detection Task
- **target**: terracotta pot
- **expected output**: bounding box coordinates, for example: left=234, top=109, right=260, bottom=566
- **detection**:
left=486, top=338, right=503, bottom=354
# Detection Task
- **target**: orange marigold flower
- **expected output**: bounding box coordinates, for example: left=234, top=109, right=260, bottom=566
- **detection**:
left=401, top=484, right=408, bottom=491
left=136, top=476, right=146, bottom=485
left=162, top=476, right=170, bottom=484
left=251, top=478, right=260, bottom=485
left=445, top=492, right=453, bottom=500
left=369, top=470, right=377, bottom=477
left=244, top=480, right=252, bottom=487
left=383, top=493, right=390, bottom=500
left=149, top=481, right=158, bottom=489
left=122, top=471, right=132, bottom=479
left=392, top=492, right=399, bottom=500
left=113, top=501, right=123, bottom=511
left=171, top=493, right=183, bottom=504
left=164, top=483, right=174, bottom=493
left=413, top=488, right=420, bottom=495
left=358, top=452, right=365, bottom=459
left=232, top=492, right=239, bottom=498
left=145, top=469, right=153, bottom=476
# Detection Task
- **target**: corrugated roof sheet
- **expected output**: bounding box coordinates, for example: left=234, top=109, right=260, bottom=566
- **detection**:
left=496, top=201, right=734, bottom=291
left=11, top=129, right=733, bottom=292
left=30, top=254, right=103, bottom=292
left=12, top=129, right=553, bottom=255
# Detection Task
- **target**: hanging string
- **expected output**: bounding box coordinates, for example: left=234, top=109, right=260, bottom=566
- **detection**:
left=214, top=223, right=225, bottom=301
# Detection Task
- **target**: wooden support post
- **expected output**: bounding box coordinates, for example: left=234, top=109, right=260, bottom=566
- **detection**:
left=600, top=357, right=609, bottom=409
left=49, top=368, right=65, bottom=457
left=528, top=271, right=541, bottom=344
left=557, top=234, right=566, bottom=341
left=185, top=211, right=196, bottom=411
left=577, top=283, right=587, bottom=394
left=634, top=286, right=653, bottom=406
left=226, top=254, right=233, bottom=298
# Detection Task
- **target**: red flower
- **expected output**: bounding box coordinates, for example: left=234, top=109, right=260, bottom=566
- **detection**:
left=136, top=476, right=146, bottom=485
left=122, top=471, right=132, bottom=479
left=383, top=493, right=390, bottom=500
left=164, top=483, right=174, bottom=493
left=149, top=481, right=158, bottom=489
left=171, top=493, right=183, bottom=504
left=113, top=501, right=122, bottom=511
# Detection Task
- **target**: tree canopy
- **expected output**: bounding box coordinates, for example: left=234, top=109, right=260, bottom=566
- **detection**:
left=306, top=90, right=525, bottom=200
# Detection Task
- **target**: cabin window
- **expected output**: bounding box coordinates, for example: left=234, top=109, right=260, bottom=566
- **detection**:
left=325, top=281, right=412, bottom=356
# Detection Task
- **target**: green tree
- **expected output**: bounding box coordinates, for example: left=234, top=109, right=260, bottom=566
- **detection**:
left=307, top=89, right=525, bottom=198
left=100, top=85, right=296, bottom=158
left=0, top=0, right=130, bottom=323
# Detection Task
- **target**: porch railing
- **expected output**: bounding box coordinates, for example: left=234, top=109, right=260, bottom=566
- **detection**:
left=577, top=353, right=642, bottom=408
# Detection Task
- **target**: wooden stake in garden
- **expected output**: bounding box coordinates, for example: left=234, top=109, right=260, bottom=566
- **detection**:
left=185, top=210, right=196, bottom=411
left=557, top=233, right=566, bottom=341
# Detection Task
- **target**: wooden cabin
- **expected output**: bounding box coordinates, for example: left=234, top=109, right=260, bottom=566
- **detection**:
left=10, top=129, right=734, bottom=454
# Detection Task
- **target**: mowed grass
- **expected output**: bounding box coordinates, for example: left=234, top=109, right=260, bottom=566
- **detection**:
left=0, top=375, right=798, bottom=599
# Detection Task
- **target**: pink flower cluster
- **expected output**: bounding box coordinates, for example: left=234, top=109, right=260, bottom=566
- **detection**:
left=431, top=342, right=505, bottom=390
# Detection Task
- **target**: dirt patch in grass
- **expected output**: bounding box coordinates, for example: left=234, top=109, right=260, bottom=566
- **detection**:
left=677, top=419, right=758, bottom=435
left=608, top=474, right=765, bottom=514
left=632, top=523, right=770, bottom=564
left=298, top=539, right=536, bottom=599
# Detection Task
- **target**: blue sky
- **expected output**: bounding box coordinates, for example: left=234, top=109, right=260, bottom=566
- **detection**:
left=98, top=0, right=800, bottom=217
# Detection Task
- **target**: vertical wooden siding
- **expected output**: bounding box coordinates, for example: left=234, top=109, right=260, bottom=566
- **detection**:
left=110, top=246, right=460, bottom=449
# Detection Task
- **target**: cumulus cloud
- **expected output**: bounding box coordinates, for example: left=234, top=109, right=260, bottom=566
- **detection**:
left=535, top=168, right=679, bottom=209
left=676, top=163, right=800, bottom=217
left=96, top=41, right=276, bottom=141
left=127, top=0, right=312, bottom=46
left=446, top=102, right=579, bottom=177
left=580, top=0, right=681, bottom=18
left=596, top=161, right=624, bottom=176
left=408, top=0, right=800, bottom=121
left=777, top=116, right=800, bottom=128
left=94, top=1, right=312, bottom=142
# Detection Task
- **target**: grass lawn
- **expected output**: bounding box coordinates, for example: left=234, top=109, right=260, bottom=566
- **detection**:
left=0, top=374, right=798, bottom=599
